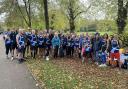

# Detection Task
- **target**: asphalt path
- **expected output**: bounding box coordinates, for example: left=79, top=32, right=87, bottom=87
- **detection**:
left=0, top=35, right=40, bottom=89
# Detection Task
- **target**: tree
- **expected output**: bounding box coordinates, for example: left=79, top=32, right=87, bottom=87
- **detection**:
left=15, top=0, right=32, bottom=28
left=43, top=0, right=49, bottom=32
left=58, top=0, right=91, bottom=33
left=117, top=0, right=128, bottom=34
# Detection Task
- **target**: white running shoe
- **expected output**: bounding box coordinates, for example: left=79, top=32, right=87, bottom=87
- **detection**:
left=46, top=56, right=49, bottom=61
left=11, top=57, right=14, bottom=61
left=103, top=64, right=107, bottom=67
left=99, top=64, right=107, bottom=67
left=99, top=64, right=104, bottom=67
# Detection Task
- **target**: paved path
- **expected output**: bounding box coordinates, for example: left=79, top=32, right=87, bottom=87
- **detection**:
left=0, top=35, right=40, bottom=89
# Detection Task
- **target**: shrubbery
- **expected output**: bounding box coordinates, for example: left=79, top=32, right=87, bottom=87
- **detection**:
left=118, top=32, right=128, bottom=47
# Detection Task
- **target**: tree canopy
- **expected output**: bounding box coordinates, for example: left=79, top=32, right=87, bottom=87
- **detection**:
left=0, top=0, right=128, bottom=33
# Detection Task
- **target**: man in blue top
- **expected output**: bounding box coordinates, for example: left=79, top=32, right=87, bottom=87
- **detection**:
left=52, top=32, right=60, bottom=58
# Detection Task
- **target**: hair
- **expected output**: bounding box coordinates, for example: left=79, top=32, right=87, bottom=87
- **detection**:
left=103, top=33, right=108, bottom=39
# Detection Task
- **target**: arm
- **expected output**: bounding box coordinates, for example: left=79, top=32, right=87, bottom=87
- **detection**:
left=52, top=38, right=54, bottom=48
left=16, top=35, right=20, bottom=47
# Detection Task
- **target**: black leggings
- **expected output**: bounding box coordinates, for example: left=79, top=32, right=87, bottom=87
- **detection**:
left=31, top=46, right=37, bottom=58
left=5, top=45, right=11, bottom=55
left=54, top=46, right=59, bottom=58
left=66, top=46, right=74, bottom=57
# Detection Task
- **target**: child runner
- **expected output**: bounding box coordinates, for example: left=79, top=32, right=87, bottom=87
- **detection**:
left=82, top=33, right=93, bottom=63
left=120, top=48, right=128, bottom=69
left=110, top=36, right=120, bottom=67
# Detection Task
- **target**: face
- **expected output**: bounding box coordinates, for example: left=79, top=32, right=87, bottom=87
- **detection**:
left=11, top=29, right=14, bottom=33
left=19, top=29, right=23, bottom=34
left=32, top=30, right=35, bottom=34
left=55, top=32, right=58, bottom=37
left=96, top=34, right=99, bottom=39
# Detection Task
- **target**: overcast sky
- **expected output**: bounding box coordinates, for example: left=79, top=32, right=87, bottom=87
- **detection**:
left=0, top=0, right=105, bottom=22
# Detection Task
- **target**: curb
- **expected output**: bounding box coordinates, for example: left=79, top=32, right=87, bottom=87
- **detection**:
left=25, top=62, right=43, bottom=89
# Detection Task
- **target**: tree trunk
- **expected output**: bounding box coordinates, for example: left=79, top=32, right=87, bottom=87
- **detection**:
left=69, top=1, right=75, bottom=33
left=28, top=0, right=31, bottom=28
left=43, top=0, right=49, bottom=32
left=50, top=13, right=55, bottom=30
left=69, top=19, right=75, bottom=33
left=117, top=0, right=127, bottom=34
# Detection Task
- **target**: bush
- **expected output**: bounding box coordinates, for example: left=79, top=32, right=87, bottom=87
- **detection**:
left=118, top=32, right=128, bottom=47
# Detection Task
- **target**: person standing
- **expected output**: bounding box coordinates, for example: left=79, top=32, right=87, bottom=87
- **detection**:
left=92, top=33, right=102, bottom=65
left=37, top=32, right=44, bottom=58
left=30, top=30, right=38, bottom=59
left=16, top=29, right=25, bottom=63
left=10, top=29, right=18, bottom=60
left=52, top=32, right=60, bottom=58
left=4, top=34, right=11, bottom=59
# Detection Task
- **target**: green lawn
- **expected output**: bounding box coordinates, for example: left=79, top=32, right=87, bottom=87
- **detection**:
left=77, top=32, right=114, bottom=35
left=26, top=59, right=128, bottom=89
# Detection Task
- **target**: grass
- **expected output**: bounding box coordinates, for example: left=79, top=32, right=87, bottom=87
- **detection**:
left=77, top=32, right=115, bottom=35
left=26, top=59, right=128, bottom=89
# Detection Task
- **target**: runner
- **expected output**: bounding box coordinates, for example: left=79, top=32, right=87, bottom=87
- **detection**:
left=30, top=30, right=38, bottom=59
left=16, top=29, right=25, bottom=63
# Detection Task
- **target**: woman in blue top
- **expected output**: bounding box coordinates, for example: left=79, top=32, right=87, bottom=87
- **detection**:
left=45, top=34, right=52, bottom=60
left=82, top=33, right=93, bottom=63
left=30, top=30, right=37, bottom=59
left=4, top=34, right=11, bottom=59
left=38, top=32, right=44, bottom=58
left=52, top=32, right=60, bottom=58
left=92, top=32, right=102, bottom=65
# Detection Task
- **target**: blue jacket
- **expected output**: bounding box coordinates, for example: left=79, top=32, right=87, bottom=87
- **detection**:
left=79, top=37, right=84, bottom=48
left=52, top=36, right=60, bottom=47
left=38, top=35, right=44, bottom=46
left=30, top=34, right=37, bottom=46
left=46, top=37, right=51, bottom=47
left=5, top=38, right=11, bottom=46
left=61, top=37, right=67, bottom=46
left=92, top=38, right=102, bottom=51
left=18, top=35, right=25, bottom=47
left=10, top=32, right=17, bottom=46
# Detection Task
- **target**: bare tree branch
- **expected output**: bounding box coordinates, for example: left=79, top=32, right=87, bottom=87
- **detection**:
left=22, top=0, right=30, bottom=20
left=15, top=0, right=29, bottom=26
left=74, top=4, right=91, bottom=19
left=125, top=1, right=128, bottom=11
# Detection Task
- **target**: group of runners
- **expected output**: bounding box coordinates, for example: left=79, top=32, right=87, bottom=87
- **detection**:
left=2, top=28, right=128, bottom=69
